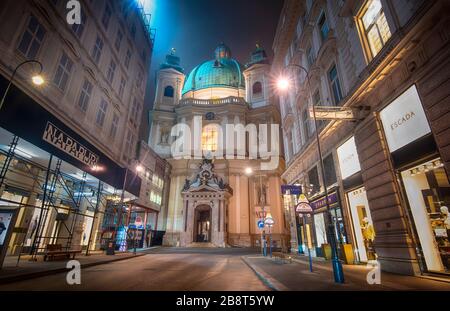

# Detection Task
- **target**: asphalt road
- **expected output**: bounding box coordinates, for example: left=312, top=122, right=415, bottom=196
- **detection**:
left=0, top=248, right=269, bottom=291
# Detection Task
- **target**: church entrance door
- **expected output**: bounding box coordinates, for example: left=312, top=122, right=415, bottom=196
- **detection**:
left=194, top=205, right=211, bottom=243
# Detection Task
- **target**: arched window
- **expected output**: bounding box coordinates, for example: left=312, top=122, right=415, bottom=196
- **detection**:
left=163, top=85, right=174, bottom=98
left=201, top=125, right=218, bottom=152
left=252, top=82, right=262, bottom=96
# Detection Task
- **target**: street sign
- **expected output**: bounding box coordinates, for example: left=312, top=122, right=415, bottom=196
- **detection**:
left=257, top=220, right=264, bottom=229
left=296, top=194, right=313, bottom=213
left=281, top=184, right=302, bottom=195
left=264, top=213, right=274, bottom=227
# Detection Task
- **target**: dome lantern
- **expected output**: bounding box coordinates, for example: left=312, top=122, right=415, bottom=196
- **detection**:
left=215, top=43, right=231, bottom=60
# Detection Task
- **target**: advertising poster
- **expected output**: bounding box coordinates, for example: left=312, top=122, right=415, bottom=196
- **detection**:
left=0, top=211, right=14, bottom=246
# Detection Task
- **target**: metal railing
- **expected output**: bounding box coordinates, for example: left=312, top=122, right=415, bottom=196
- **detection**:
left=179, top=96, right=248, bottom=106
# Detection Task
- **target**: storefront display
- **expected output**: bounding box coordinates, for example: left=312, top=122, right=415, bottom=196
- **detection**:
left=308, top=191, right=348, bottom=258
left=377, top=84, right=449, bottom=274
left=400, top=158, right=449, bottom=273
left=0, top=209, right=18, bottom=268
left=347, top=187, right=377, bottom=262
left=337, top=135, right=377, bottom=263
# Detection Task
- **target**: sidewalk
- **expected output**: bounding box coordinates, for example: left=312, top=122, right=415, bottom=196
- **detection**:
left=242, top=255, right=450, bottom=291
left=0, top=247, right=158, bottom=285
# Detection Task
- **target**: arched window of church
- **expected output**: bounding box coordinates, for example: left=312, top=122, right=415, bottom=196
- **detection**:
left=253, top=82, right=262, bottom=96
left=202, top=125, right=218, bottom=152
left=163, top=85, right=174, bottom=98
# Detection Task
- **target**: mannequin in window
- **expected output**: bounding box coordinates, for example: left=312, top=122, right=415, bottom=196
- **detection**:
left=441, top=206, right=450, bottom=230
left=361, top=217, right=376, bottom=260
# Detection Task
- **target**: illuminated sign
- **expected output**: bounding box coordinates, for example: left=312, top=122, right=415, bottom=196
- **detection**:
left=43, top=122, right=99, bottom=167
left=296, top=194, right=313, bottom=214
left=310, top=192, right=338, bottom=210
left=380, top=85, right=431, bottom=152
left=281, top=185, right=302, bottom=195
left=337, top=136, right=361, bottom=180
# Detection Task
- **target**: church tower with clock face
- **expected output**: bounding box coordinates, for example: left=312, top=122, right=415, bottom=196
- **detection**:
left=149, top=44, right=289, bottom=249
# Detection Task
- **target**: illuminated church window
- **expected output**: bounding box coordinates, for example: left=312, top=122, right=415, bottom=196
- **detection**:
left=202, top=125, right=218, bottom=152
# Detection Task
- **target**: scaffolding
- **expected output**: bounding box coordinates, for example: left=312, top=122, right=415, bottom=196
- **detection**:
left=0, top=135, right=110, bottom=262
left=134, top=0, right=156, bottom=47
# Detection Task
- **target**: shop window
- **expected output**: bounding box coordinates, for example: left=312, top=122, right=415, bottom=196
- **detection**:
left=201, top=125, right=218, bottom=152
left=347, top=187, right=377, bottom=262
left=401, top=158, right=450, bottom=273
left=314, top=212, right=328, bottom=248
left=323, top=154, right=337, bottom=187
left=358, top=0, right=392, bottom=59
left=164, top=86, right=174, bottom=98
left=17, top=15, right=46, bottom=59
left=252, top=82, right=262, bottom=97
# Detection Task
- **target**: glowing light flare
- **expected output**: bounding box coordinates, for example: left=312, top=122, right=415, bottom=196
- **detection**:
left=32, top=75, right=45, bottom=86
left=276, top=77, right=290, bottom=91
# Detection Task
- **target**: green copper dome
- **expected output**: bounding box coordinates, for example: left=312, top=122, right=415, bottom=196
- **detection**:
left=182, top=44, right=245, bottom=95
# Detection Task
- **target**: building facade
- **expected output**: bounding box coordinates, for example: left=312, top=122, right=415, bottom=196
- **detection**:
left=275, top=0, right=450, bottom=276
left=0, top=0, right=158, bottom=264
left=149, top=45, right=290, bottom=248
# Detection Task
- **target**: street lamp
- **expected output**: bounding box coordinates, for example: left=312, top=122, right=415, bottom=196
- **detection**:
left=0, top=60, right=45, bottom=111
left=277, top=64, right=345, bottom=284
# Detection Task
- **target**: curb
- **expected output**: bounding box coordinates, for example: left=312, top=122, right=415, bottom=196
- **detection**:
left=0, top=252, right=146, bottom=285
left=241, top=256, right=289, bottom=291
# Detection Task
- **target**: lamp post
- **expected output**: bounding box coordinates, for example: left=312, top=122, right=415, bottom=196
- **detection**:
left=0, top=60, right=45, bottom=111
left=277, top=64, right=345, bottom=284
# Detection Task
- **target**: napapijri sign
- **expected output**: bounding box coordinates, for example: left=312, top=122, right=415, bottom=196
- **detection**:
left=42, top=122, right=99, bottom=167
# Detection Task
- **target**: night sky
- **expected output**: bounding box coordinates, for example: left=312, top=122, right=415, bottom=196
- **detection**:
left=143, top=0, right=284, bottom=132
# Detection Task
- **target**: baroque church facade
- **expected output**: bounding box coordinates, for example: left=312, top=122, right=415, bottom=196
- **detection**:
left=149, top=44, right=290, bottom=248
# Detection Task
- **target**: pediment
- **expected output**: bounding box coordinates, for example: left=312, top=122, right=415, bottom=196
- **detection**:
left=182, top=159, right=233, bottom=194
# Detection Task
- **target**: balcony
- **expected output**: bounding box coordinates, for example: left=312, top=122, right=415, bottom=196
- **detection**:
left=179, top=96, right=248, bottom=106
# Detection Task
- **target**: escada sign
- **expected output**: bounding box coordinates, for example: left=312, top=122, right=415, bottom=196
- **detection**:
left=42, top=122, right=99, bottom=167
left=390, top=111, right=416, bottom=130
left=380, top=85, right=431, bottom=152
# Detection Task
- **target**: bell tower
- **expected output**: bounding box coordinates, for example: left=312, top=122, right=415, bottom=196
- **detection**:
left=149, top=49, right=185, bottom=158
left=243, top=44, right=271, bottom=108
left=153, top=48, right=185, bottom=111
